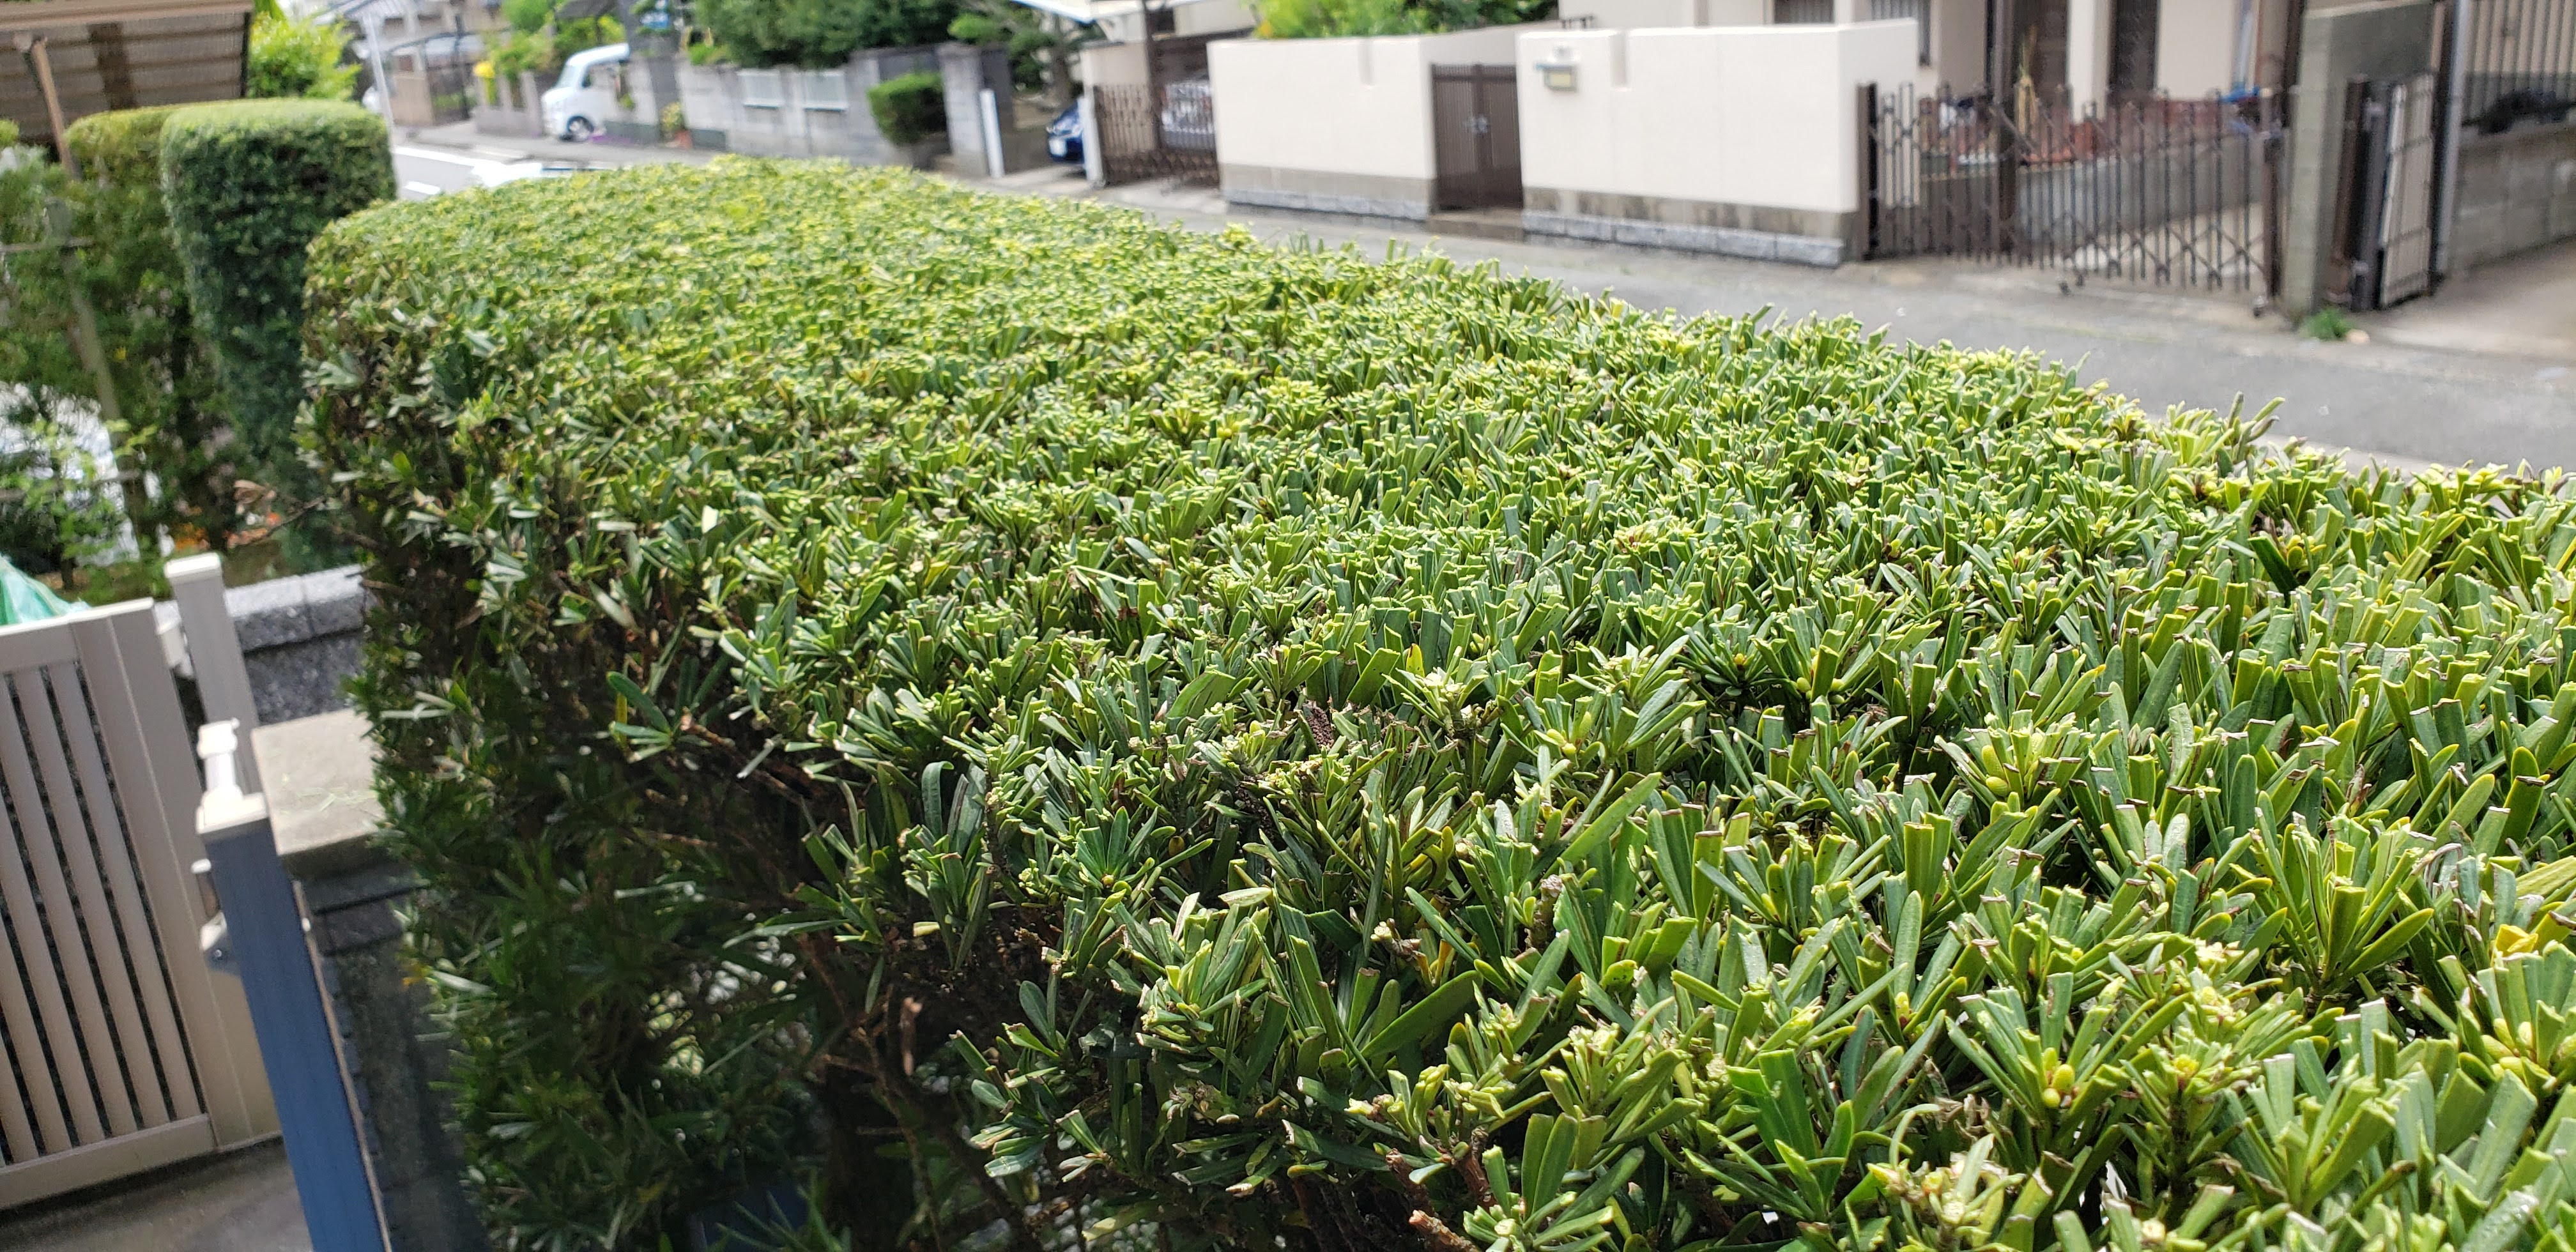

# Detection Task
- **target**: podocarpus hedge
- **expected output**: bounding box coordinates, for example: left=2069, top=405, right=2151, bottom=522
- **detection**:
left=309, top=161, right=2576, bottom=1251
left=164, top=99, right=389, bottom=531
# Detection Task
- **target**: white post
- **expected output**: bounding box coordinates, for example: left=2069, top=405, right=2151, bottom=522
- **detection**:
left=2433, top=0, right=2470, bottom=279
left=2064, top=0, right=2110, bottom=114
left=979, top=87, right=1008, bottom=178
left=360, top=12, right=398, bottom=131
left=1079, top=91, right=1105, bottom=186
left=167, top=554, right=261, bottom=795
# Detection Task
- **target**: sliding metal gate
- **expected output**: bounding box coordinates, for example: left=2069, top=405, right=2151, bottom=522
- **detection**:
left=1865, top=84, right=2287, bottom=298
left=0, top=602, right=272, bottom=1208
left=2330, top=72, right=2442, bottom=309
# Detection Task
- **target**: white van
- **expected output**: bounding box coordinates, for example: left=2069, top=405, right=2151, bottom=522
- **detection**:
left=540, top=43, right=629, bottom=141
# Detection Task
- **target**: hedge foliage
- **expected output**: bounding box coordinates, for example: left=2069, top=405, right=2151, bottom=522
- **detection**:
left=866, top=70, right=946, bottom=145
left=163, top=100, right=388, bottom=538
left=310, top=162, right=2576, bottom=1252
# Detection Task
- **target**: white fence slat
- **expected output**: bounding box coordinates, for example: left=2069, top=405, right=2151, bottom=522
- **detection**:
left=0, top=991, right=36, bottom=1163
left=0, top=699, right=115, bottom=1145
left=17, top=666, right=159, bottom=1131
left=80, top=607, right=270, bottom=1149
left=0, top=600, right=274, bottom=1200
left=49, top=661, right=197, bottom=1125
left=0, top=805, right=68, bottom=1160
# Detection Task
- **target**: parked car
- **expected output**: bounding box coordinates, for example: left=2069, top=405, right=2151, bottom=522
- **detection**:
left=540, top=42, right=629, bottom=141
left=1046, top=102, right=1082, bottom=163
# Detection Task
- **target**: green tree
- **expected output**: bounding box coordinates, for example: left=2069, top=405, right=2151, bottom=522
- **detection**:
left=0, top=112, right=237, bottom=561
left=698, top=0, right=956, bottom=68
left=246, top=0, right=361, bottom=100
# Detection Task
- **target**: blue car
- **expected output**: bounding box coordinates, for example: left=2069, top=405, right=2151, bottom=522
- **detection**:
left=1046, top=103, right=1082, bottom=163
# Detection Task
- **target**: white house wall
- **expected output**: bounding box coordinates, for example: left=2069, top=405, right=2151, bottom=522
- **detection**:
left=2159, top=0, right=2245, bottom=95
left=1211, top=25, right=1530, bottom=219
left=1517, top=20, right=1919, bottom=263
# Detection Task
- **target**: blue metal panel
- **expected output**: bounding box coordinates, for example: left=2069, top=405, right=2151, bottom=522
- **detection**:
left=203, top=814, right=388, bottom=1251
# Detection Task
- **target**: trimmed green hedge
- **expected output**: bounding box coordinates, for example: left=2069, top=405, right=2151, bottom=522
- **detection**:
left=310, top=162, right=2576, bottom=1251
left=864, top=69, right=944, bottom=146
left=164, top=99, right=389, bottom=535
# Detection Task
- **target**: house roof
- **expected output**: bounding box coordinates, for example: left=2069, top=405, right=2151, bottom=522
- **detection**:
left=0, top=0, right=252, bottom=148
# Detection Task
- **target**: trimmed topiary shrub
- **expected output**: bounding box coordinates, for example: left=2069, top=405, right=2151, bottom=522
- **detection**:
left=865, top=69, right=945, bottom=145
left=163, top=99, right=389, bottom=539
left=309, top=162, right=2576, bottom=1251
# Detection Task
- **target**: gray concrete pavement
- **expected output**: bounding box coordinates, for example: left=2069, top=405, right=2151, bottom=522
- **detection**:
left=388, top=130, right=2576, bottom=473
left=0, top=1141, right=309, bottom=1251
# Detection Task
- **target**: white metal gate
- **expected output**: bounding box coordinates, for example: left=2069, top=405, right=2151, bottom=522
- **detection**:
left=0, top=601, right=272, bottom=1207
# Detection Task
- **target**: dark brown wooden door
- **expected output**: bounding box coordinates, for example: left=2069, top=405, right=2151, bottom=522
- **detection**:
left=1432, top=65, right=1522, bottom=211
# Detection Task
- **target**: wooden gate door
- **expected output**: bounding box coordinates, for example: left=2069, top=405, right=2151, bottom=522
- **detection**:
left=1432, top=65, right=1523, bottom=210
left=0, top=602, right=272, bottom=1209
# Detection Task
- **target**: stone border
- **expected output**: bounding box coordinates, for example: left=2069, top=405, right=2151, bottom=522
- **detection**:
left=1223, top=185, right=1431, bottom=222
left=1522, top=209, right=1846, bottom=266
left=157, top=565, right=367, bottom=726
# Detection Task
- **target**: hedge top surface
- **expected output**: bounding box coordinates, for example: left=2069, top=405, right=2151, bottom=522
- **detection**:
left=63, top=103, right=190, bottom=185
left=310, top=161, right=2576, bottom=1249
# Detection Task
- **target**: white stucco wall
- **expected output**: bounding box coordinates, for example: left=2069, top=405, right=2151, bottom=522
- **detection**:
left=1517, top=20, right=1919, bottom=215
left=2159, top=0, right=2245, bottom=94
left=1081, top=40, right=1149, bottom=89
left=1209, top=26, right=1529, bottom=183
left=1930, top=0, right=1984, bottom=89
left=2067, top=0, right=2111, bottom=110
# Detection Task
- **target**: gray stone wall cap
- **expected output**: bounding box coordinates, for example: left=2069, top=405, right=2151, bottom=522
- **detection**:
left=210, top=564, right=368, bottom=652
left=255, top=707, right=389, bottom=882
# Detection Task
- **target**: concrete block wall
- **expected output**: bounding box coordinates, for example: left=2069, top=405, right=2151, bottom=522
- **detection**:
left=158, top=565, right=366, bottom=726
left=2278, top=0, right=2439, bottom=314
left=2450, top=122, right=2576, bottom=270
left=678, top=46, right=946, bottom=164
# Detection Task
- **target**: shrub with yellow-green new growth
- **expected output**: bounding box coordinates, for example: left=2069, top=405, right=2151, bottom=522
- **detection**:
left=309, top=160, right=2576, bottom=1251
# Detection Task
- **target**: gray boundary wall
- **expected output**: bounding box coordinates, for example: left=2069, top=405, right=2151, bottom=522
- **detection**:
left=157, top=565, right=365, bottom=726
left=2279, top=0, right=2439, bottom=315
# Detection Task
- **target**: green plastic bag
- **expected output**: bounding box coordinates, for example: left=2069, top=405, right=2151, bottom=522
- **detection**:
left=0, top=557, right=75, bottom=625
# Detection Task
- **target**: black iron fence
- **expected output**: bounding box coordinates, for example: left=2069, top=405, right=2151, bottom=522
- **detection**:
left=1864, top=84, right=2285, bottom=298
left=2462, top=0, right=2576, bottom=134
left=1092, top=80, right=1218, bottom=185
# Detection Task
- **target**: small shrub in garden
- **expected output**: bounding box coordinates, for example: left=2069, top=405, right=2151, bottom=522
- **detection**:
left=162, top=100, right=388, bottom=552
left=311, top=162, right=2576, bottom=1251
left=866, top=70, right=946, bottom=145
left=245, top=0, right=360, bottom=100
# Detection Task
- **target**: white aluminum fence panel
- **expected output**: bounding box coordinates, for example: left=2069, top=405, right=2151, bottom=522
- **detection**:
left=0, top=602, right=271, bottom=1209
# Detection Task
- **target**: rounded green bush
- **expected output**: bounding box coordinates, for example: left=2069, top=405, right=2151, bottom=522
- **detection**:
left=309, top=161, right=2576, bottom=1251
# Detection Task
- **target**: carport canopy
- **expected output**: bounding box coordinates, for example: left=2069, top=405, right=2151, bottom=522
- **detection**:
left=0, top=0, right=252, bottom=151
